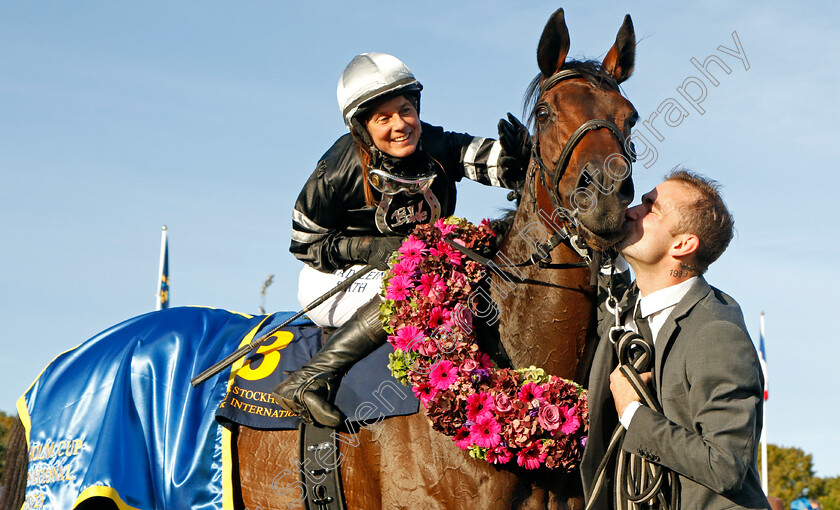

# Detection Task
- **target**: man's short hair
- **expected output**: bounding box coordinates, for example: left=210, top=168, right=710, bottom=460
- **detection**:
left=665, top=168, right=734, bottom=273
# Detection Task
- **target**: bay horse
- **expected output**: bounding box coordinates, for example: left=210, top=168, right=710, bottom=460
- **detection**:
left=1, top=8, right=637, bottom=510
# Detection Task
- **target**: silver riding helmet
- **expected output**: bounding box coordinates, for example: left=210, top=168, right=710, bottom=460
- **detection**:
left=336, top=52, right=423, bottom=130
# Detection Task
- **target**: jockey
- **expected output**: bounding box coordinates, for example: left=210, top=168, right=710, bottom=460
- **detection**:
left=274, top=52, right=531, bottom=427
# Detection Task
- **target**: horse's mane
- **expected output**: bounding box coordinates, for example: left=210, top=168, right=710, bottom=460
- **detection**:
left=523, top=59, right=620, bottom=129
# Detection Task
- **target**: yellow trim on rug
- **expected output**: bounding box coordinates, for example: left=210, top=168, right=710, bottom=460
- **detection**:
left=222, top=426, right=235, bottom=510
left=74, top=486, right=140, bottom=510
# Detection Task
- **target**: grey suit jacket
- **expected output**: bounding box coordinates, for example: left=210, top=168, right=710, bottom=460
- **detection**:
left=581, top=277, right=770, bottom=509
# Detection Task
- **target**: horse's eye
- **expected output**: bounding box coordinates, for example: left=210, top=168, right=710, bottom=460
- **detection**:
left=536, top=105, right=550, bottom=123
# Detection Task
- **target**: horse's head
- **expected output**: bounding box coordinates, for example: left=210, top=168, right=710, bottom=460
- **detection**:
left=528, top=8, right=637, bottom=251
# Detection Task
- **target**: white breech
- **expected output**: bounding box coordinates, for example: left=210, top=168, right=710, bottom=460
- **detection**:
left=297, top=264, right=385, bottom=328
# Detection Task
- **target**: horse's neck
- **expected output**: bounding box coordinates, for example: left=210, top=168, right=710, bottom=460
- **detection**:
left=490, top=195, right=597, bottom=381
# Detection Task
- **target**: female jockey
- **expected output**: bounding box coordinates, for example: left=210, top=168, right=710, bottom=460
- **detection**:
left=274, top=52, right=531, bottom=427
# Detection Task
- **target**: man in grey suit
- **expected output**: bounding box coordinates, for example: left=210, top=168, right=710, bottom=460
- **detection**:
left=581, top=169, right=770, bottom=509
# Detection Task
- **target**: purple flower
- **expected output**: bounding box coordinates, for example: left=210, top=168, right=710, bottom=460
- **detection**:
left=470, top=368, right=490, bottom=384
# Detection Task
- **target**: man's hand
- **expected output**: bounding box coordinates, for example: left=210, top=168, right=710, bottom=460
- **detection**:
left=610, top=367, right=652, bottom=417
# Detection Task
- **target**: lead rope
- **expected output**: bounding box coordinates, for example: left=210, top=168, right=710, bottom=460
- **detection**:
left=585, top=261, right=680, bottom=510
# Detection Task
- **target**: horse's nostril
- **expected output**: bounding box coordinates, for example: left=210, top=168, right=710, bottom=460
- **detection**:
left=618, top=176, right=635, bottom=204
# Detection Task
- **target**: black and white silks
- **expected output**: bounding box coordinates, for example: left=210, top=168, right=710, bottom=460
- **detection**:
left=290, top=122, right=516, bottom=273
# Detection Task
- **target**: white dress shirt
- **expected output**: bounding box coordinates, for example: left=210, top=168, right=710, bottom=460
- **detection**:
left=619, top=276, right=698, bottom=428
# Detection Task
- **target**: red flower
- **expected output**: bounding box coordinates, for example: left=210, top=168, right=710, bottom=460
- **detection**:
left=412, top=382, right=438, bottom=404
left=428, top=306, right=452, bottom=330
left=453, top=427, right=472, bottom=449
left=518, top=382, right=544, bottom=402
left=486, top=445, right=513, bottom=465
left=466, top=392, right=494, bottom=422
left=382, top=217, right=588, bottom=472
left=517, top=443, right=547, bottom=470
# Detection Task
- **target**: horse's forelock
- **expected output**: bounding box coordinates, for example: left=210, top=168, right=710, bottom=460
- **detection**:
left=522, top=59, right=623, bottom=129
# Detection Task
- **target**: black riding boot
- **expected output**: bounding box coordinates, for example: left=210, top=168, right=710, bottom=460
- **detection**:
left=272, top=297, right=386, bottom=427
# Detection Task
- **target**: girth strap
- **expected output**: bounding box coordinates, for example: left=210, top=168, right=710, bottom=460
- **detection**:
left=298, top=422, right=347, bottom=510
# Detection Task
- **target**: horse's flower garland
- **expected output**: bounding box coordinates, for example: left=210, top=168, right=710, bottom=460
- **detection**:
left=381, top=217, right=588, bottom=471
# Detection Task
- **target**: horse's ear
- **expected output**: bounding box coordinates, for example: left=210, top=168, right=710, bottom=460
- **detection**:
left=537, top=8, right=570, bottom=77
left=602, top=14, right=635, bottom=84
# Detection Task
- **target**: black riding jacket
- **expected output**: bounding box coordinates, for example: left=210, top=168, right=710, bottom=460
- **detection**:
left=291, top=122, right=514, bottom=272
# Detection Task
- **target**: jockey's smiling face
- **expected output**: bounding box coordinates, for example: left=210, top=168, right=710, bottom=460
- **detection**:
left=365, top=95, right=421, bottom=158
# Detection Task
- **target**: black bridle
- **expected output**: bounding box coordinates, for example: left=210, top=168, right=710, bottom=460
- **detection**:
left=492, top=69, right=633, bottom=274
left=526, top=70, right=633, bottom=272
left=529, top=68, right=632, bottom=217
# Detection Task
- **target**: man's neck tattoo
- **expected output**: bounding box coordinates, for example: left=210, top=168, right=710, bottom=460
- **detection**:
left=669, top=263, right=697, bottom=278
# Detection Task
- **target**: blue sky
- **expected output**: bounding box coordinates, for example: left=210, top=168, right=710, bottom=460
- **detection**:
left=2, top=1, right=838, bottom=477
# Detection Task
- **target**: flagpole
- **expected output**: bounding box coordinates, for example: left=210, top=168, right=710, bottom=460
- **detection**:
left=155, top=226, right=168, bottom=310
left=759, top=311, right=768, bottom=495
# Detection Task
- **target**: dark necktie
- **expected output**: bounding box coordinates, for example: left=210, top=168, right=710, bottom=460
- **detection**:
left=634, top=304, right=654, bottom=346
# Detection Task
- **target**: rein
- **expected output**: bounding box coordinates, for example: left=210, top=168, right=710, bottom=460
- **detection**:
left=585, top=274, right=681, bottom=510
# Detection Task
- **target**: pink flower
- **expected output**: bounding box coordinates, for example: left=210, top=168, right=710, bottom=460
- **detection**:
left=412, top=382, right=438, bottom=404
left=494, top=393, right=513, bottom=413
left=418, top=273, right=446, bottom=303
left=453, top=427, right=472, bottom=449
left=537, top=404, right=561, bottom=431
left=428, top=306, right=452, bottom=330
left=469, top=415, right=501, bottom=448
left=486, top=445, right=513, bottom=465
left=398, top=237, right=427, bottom=266
left=385, top=274, right=413, bottom=301
left=390, top=261, right=413, bottom=276
left=560, top=405, right=582, bottom=435
left=450, top=302, right=473, bottom=333
left=435, top=218, right=459, bottom=236
left=466, top=392, right=495, bottom=422
left=429, top=360, right=458, bottom=390
left=416, top=338, right=439, bottom=357
left=430, top=240, right=463, bottom=266
left=459, top=358, right=478, bottom=374
left=389, top=326, right=424, bottom=351
left=519, top=382, right=544, bottom=402
left=517, top=443, right=547, bottom=470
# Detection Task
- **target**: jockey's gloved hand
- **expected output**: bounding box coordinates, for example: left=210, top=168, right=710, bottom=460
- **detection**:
left=336, top=236, right=404, bottom=270
left=497, top=113, right=532, bottom=189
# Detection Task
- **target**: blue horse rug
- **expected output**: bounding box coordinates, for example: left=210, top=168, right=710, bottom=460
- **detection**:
left=17, top=306, right=418, bottom=509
